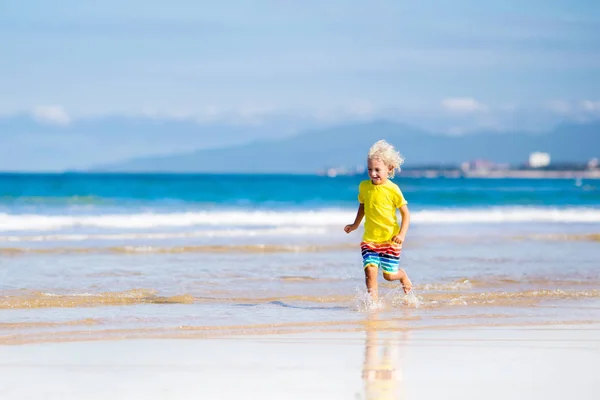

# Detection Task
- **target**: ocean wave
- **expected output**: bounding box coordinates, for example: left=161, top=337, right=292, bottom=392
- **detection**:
left=3, top=287, right=599, bottom=310
left=0, top=210, right=351, bottom=232
left=0, top=227, right=329, bottom=242
left=0, top=289, right=195, bottom=309
left=0, top=318, right=99, bottom=330
left=1, top=207, right=600, bottom=233
left=414, top=208, right=600, bottom=223
left=0, top=243, right=355, bottom=255
left=0, top=195, right=111, bottom=205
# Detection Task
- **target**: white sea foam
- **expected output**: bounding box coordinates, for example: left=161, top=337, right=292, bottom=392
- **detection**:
left=0, top=210, right=351, bottom=232
left=0, top=207, right=599, bottom=233
left=0, top=227, right=329, bottom=242
left=414, top=208, right=600, bottom=223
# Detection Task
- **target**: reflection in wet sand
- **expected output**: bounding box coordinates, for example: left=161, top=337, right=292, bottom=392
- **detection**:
left=362, top=312, right=407, bottom=400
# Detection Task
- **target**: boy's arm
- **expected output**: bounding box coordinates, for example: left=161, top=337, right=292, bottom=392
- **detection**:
left=393, top=204, right=410, bottom=244
left=352, top=203, right=365, bottom=227
left=344, top=203, right=365, bottom=233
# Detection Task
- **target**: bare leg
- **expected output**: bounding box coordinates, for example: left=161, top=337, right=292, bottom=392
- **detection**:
left=383, top=269, right=412, bottom=294
left=365, top=265, right=379, bottom=300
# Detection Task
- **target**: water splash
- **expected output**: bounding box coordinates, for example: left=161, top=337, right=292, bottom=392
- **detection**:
left=353, top=288, right=385, bottom=312
left=387, top=289, right=422, bottom=309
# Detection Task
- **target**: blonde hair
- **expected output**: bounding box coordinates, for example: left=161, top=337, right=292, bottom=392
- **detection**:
left=367, top=140, right=405, bottom=178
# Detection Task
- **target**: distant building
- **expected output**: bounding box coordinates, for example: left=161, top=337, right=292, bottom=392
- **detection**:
left=528, top=152, right=551, bottom=168
left=461, top=159, right=498, bottom=172
left=588, top=158, right=599, bottom=170
left=318, top=165, right=365, bottom=177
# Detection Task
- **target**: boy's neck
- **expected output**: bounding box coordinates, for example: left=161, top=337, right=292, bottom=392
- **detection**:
left=371, top=178, right=389, bottom=186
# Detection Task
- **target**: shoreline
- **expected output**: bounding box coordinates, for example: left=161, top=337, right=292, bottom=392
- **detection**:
left=3, top=309, right=599, bottom=346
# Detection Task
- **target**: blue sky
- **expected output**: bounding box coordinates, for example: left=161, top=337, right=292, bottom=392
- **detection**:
left=1, top=0, right=599, bottom=170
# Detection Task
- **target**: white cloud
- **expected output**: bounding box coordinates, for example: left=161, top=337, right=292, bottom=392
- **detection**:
left=138, top=106, right=242, bottom=123
left=581, top=100, right=600, bottom=112
left=441, top=97, right=487, bottom=113
left=547, top=100, right=600, bottom=117
left=32, top=105, right=71, bottom=126
left=310, top=102, right=378, bottom=123
left=349, top=101, right=375, bottom=119
left=201, top=105, right=221, bottom=118
left=139, top=108, right=196, bottom=120
left=547, top=100, right=571, bottom=114
left=238, top=104, right=277, bottom=119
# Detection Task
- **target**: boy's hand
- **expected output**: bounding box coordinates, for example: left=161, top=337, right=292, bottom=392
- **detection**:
left=392, top=234, right=405, bottom=245
left=344, top=224, right=358, bottom=233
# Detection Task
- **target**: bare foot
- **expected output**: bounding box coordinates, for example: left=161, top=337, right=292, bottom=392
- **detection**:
left=400, top=274, right=412, bottom=294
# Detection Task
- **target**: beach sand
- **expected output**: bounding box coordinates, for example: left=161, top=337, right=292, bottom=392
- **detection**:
left=1, top=322, right=598, bottom=400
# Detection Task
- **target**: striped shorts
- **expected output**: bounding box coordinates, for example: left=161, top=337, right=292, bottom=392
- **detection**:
left=360, top=241, right=402, bottom=274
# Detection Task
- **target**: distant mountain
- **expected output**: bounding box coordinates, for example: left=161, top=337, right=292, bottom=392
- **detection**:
left=0, top=113, right=312, bottom=171
left=2, top=111, right=598, bottom=173
left=93, top=120, right=600, bottom=173
left=2, top=108, right=599, bottom=173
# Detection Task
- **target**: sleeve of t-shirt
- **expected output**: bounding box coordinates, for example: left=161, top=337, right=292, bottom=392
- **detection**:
left=357, top=182, right=365, bottom=204
left=394, top=187, right=408, bottom=208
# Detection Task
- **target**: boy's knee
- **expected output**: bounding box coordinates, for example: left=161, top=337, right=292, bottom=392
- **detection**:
left=364, top=264, right=378, bottom=277
left=382, top=272, right=395, bottom=281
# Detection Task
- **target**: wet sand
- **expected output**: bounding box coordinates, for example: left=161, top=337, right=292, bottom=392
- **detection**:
left=1, top=322, right=598, bottom=400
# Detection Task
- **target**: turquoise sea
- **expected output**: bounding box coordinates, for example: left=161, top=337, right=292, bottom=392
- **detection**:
left=1, top=173, right=599, bottom=344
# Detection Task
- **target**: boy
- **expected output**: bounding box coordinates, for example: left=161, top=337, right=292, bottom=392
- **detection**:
left=344, top=140, right=412, bottom=301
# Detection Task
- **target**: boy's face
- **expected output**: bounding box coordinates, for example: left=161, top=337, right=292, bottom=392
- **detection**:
left=367, top=158, right=392, bottom=185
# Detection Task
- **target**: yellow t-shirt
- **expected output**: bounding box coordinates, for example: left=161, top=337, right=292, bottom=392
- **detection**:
left=358, top=179, right=408, bottom=243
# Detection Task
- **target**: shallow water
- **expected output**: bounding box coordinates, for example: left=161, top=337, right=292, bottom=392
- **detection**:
left=1, top=175, right=599, bottom=344
left=2, top=222, right=599, bottom=345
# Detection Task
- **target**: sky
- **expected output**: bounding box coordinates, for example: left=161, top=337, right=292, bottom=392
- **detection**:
left=1, top=0, right=599, bottom=170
